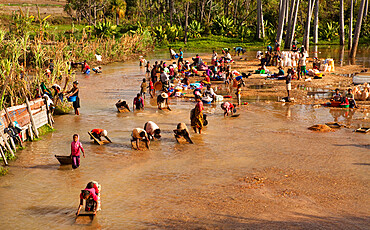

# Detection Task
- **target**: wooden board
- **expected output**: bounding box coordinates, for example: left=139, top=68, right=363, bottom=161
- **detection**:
left=78, top=210, right=96, bottom=217
left=325, top=122, right=344, bottom=128
left=88, top=132, right=110, bottom=145
left=117, top=107, right=130, bottom=113
left=355, top=127, right=370, bottom=133
left=174, top=135, right=193, bottom=144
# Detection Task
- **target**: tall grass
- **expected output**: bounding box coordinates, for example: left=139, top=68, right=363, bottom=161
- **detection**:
left=0, top=13, right=153, bottom=109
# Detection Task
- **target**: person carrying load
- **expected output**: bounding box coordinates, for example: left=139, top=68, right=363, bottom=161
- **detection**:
left=76, top=181, right=101, bottom=216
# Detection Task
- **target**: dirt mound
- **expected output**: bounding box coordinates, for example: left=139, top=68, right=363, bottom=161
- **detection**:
left=308, top=124, right=332, bottom=132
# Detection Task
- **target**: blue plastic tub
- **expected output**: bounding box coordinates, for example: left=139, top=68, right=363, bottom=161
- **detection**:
left=67, top=96, right=77, bottom=102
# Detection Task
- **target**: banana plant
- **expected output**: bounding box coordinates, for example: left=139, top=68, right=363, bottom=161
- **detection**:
left=152, top=26, right=167, bottom=43
left=93, top=21, right=118, bottom=38
left=212, top=16, right=235, bottom=36
left=188, top=21, right=203, bottom=38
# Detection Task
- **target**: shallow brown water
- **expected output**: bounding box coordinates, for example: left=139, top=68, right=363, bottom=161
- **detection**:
left=0, top=56, right=369, bottom=229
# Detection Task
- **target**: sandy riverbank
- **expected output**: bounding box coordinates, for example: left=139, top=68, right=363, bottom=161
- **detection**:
left=173, top=53, right=370, bottom=108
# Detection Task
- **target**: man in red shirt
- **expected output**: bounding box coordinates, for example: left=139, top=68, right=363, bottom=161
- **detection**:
left=90, top=129, right=112, bottom=143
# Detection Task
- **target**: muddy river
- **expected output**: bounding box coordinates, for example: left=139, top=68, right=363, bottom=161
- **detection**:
left=0, top=49, right=369, bottom=229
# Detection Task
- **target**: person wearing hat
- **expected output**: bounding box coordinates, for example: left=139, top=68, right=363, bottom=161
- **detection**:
left=173, top=123, right=193, bottom=144
left=144, top=121, right=161, bottom=140
left=157, top=92, right=171, bottom=110
left=131, top=128, right=150, bottom=150
left=90, top=129, right=112, bottom=143
left=66, top=80, right=80, bottom=115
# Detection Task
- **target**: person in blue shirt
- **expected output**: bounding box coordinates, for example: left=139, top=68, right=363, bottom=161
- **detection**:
left=178, top=48, right=184, bottom=65
left=233, top=47, right=246, bottom=56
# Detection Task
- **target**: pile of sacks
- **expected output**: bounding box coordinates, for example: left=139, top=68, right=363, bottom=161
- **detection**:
left=353, top=83, right=370, bottom=101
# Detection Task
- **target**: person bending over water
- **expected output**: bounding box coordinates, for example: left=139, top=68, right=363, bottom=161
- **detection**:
left=144, top=121, right=161, bottom=140
left=131, top=128, right=150, bottom=150
left=173, top=123, right=193, bottom=144
left=90, top=129, right=112, bottom=143
left=76, top=181, right=100, bottom=216
left=221, top=102, right=236, bottom=117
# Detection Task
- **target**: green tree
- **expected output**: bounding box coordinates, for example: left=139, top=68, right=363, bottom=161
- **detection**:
left=110, top=0, right=127, bottom=26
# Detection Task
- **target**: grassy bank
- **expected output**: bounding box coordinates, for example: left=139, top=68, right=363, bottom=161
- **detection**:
left=163, top=35, right=370, bottom=51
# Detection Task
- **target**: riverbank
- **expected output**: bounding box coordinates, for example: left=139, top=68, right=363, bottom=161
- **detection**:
left=0, top=97, right=54, bottom=175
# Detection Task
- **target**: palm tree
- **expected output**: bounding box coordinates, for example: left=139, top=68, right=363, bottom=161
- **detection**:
left=348, top=0, right=353, bottom=50
left=339, top=0, right=345, bottom=45
left=313, top=0, right=319, bottom=44
left=350, top=0, right=366, bottom=58
left=276, top=0, right=287, bottom=45
left=257, top=0, right=265, bottom=39
left=110, top=0, right=126, bottom=26
left=285, top=0, right=300, bottom=49
left=302, top=0, right=315, bottom=50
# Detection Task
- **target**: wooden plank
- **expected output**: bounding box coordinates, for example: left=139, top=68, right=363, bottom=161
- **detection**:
left=88, top=132, right=103, bottom=145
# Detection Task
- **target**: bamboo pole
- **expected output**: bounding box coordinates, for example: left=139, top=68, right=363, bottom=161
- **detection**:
left=25, top=97, right=39, bottom=139
left=0, top=132, right=14, bottom=157
left=43, top=97, right=54, bottom=129
left=0, top=145, right=8, bottom=166
left=9, top=137, right=16, bottom=152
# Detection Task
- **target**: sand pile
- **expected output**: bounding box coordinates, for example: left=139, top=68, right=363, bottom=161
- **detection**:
left=308, top=124, right=332, bottom=132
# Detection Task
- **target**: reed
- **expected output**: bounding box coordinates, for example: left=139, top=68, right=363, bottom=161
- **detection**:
left=0, top=16, right=153, bottom=109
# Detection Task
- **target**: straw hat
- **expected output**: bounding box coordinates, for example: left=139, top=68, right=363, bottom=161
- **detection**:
left=161, top=92, right=168, bottom=99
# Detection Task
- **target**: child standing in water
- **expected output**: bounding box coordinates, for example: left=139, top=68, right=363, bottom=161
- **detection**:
left=140, top=78, right=147, bottom=99
left=71, top=134, right=85, bottom=169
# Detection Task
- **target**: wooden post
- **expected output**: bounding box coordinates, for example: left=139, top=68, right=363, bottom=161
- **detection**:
left=0, top=132, right=14, bottom=157
left=4, top=107, right=14, bottom=128
left=43, top=97, right=53, bottom=129
left=3, top=107, right=16, bottom=151
left=25, top=97, right=39, bottom=139
left=0, top=145, right=8, bottom=166
left=8, top=136, right=16, bottom=152
left=28, top=124, right=34, bottom=141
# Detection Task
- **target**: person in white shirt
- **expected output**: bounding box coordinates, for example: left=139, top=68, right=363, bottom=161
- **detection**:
left=144, top=121, right=161, bottom=140
left=203, top=85, right=216, bottom=101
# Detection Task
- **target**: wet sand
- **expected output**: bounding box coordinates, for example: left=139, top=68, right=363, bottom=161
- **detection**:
left=0, top=56, right=369, bottom=229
